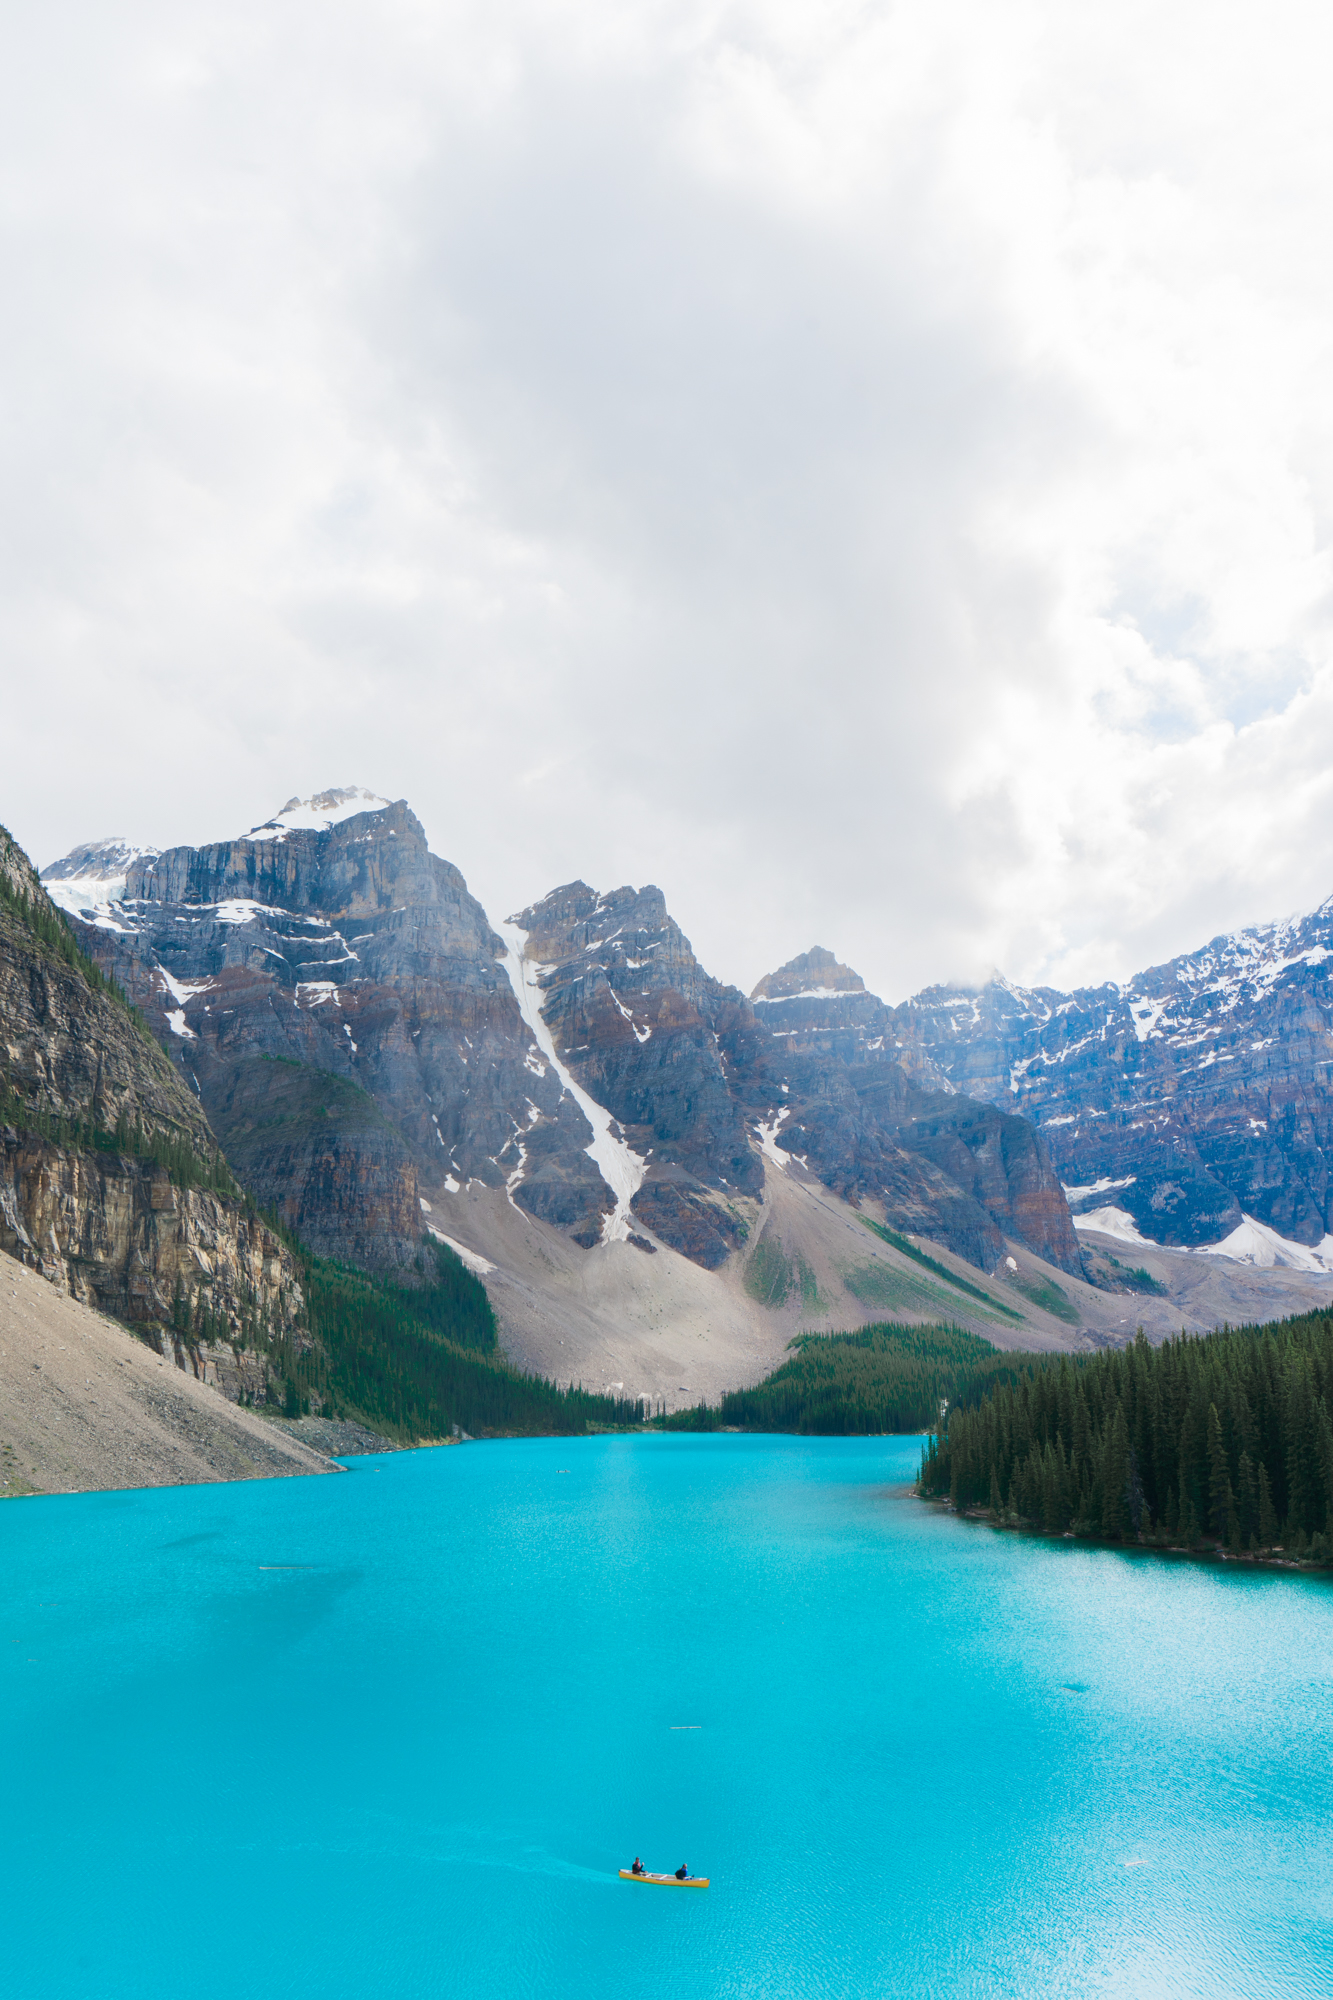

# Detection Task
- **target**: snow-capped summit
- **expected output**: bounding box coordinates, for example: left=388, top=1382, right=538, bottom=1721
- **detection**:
left=900, top=886, right=1333, bottom=1253
left=40, top=838, right=160, bottom=923
left=245, top=787, right=392, bottom=839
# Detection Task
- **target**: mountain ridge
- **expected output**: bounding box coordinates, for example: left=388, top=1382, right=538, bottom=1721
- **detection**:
left=893, top=896, right=1333, bottom=1249
left=40, top=791, right=1083, bottom=1293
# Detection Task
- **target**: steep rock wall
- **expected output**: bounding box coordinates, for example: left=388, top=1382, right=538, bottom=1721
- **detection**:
left=65, top=801, right=568, bottom=1268
left=2, top=823, right=305, bottom=1339
left=0, top=1129, right=302, bottom=1335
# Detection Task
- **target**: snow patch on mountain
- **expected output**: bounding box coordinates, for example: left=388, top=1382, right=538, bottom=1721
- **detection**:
left=246, top=787, right=391, bottom=840
left=755, top=1108, right=793, bottom=1169
left=1062, top=1175, right=1137, bottom=1207
left=154, top=966, right=215, bottom=1039
left=497, top=920, right=646, bottom=1243
left=753, top=988, right=854, bottom=1005
left=1073, top=1206, right=1153, bottom=1244
left=425, top=1224, right=496, bottom=1275
left=1196, top=1215, right=1333, bottom=1273
left=41, top=838, right=159, bottom=928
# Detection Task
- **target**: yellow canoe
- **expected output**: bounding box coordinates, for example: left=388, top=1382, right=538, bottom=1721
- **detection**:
left=619, top=1869, right=709, bottom=1888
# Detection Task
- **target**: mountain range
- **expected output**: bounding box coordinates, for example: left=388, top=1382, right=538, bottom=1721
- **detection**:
left=892, top=909, right=1333, bottom=1252
left=42, top=790, right=1081, bottom=1277
left=17, top=784, right=1333, bottom=1407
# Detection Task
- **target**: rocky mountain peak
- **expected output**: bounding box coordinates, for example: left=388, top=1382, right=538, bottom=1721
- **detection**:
left=751, top=947, right=866, bottom=1003
left=510, top=881, right=677, bottom=964
left=37, top=799, right=1080, bottom=1283
left=245, top=786, right=392, bottom=838
left=41, top=839, right=162, bottom=919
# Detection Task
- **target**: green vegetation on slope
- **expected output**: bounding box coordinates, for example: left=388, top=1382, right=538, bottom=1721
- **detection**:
left=661, top=1321, right=1031, bottom=1435
left=858, top=1216, right=1023, bottom=1321
left=743, top=1224, right=791, bottom=1306
left=220, top=1233, right=645, bottom=1441
left=0, top=1074, right=240, bottom=1199
left=1008, top=1272, right=1081, bottom=1324
left=743, top=1226, right=821, bottom=1309
left=216, top=1054, right=404, bottom=1147
left=1105, top=1254, right=1168, bottom=1297
left=919, top=1313, right=1333, bottom=1560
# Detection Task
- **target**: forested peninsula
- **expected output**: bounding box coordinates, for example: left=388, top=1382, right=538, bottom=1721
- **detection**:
left=919, top=1312, right=1333, bottom=1565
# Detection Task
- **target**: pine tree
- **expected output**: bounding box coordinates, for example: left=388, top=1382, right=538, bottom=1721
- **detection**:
left=1207, top=1403, right=1233, bottom=1544
left=1236, top=1450, right=1258, bottom=1544
left=1258, top=1462, right=1278, bottom=1547
left=1102, top=1403, right=1131, bottom=1539
left=1180, top=1497, right=1201, bottom=1548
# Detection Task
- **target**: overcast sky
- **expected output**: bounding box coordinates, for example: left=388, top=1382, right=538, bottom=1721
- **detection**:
left=6, top=1, right=1333, bottom=1002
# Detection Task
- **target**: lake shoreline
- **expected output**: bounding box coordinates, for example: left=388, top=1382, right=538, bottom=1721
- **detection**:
left=924, top=1490, right=1333, bottom=1577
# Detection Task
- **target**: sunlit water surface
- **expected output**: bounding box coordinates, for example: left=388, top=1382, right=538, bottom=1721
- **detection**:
left=4, top=1434, right=1333, bottom=1998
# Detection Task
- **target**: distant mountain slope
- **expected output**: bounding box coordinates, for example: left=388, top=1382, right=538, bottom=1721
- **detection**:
left=504, top=900, right=1080, bottom=1276
left=895, top=898, right=1333, bottom=1247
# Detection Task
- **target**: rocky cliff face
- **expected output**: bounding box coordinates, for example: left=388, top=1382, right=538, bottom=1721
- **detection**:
left=43, top=795, right=1079, bottom=1279
left=508, top=881, right=762, bottom=1264
left=895, top=897, right=1333, bottom=1248
left=51, top=791, right=572, bottom=1269
left=0, top=1130, right=301, bottom=1339
left=3, top=828, right=216, bottom=1155
left=509, top=896, right=1081, bottom=1275
left=732, top=950, right=1082, bottom=1274
left=1, top=824, right=303, bottom=1342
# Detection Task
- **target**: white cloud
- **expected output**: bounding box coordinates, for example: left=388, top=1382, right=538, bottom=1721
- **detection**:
left=5, top=0, right=1333, bottom=1002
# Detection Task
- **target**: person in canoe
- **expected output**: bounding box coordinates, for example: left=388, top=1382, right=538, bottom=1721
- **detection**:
left=631, top=1857, right=645, bottom=1876
left=675, top=1864, right=689, bottom=1880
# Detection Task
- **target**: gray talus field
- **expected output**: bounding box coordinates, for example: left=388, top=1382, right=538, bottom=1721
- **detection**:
left=0, top=1260, right=331, bottom=1495
left=420, top=1155, right=1090, bottom=1413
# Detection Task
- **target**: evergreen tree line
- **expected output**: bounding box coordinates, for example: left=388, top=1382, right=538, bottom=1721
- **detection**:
left=919, top=1314, right=1333, bottom=1560
left=295, top=1245, right=646, bottom=1438
left=0, top=1071, right=239, bottom=1198
left=660, top=1322, right=1031, bottom=1435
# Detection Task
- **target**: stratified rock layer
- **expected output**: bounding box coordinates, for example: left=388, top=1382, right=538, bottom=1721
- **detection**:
left=0, top=1130, right=302, bottom=1336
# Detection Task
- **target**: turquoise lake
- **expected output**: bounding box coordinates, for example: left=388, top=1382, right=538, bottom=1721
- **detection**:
left=5, top=1432, right=1333, bottom=1997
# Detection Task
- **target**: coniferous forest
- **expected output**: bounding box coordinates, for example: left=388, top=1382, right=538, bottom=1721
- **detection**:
left=918, top=1312, right=1333, bottom=1563
left=662, top=1322, right=1030, bottom=1435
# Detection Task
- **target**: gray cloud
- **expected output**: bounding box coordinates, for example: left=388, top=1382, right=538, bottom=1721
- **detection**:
left=5, top=1, right=1333, bottom=1002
